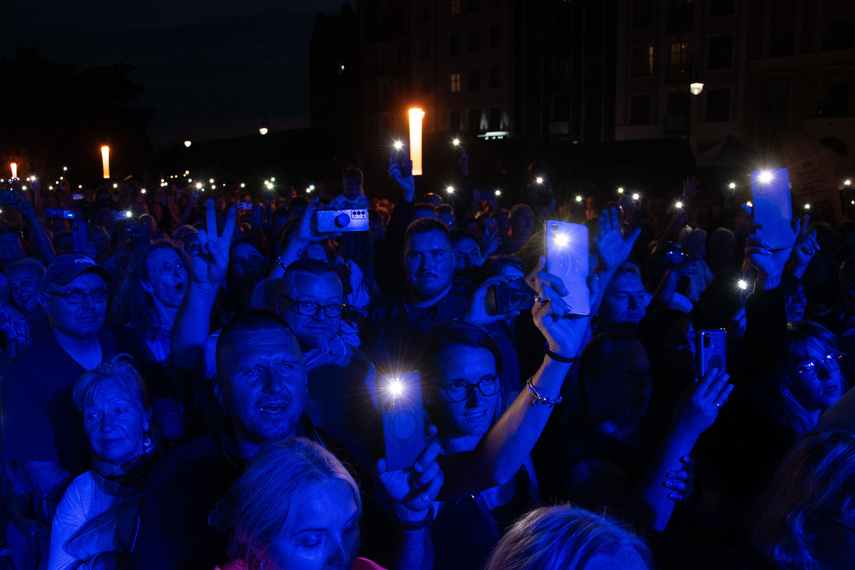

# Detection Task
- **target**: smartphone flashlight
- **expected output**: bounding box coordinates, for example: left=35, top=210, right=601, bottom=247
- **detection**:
left=495, top=190, right=502, bottom=197
left=393, top=141, right=403, bottom=151
left=446, top=186, right=454, bottom=194
left=632, top=193, right=640, bottom=201
left=124, top=210, right=132, bottom=219
left=758, top=170, right=773, bottom=184
left=738, top=279, right=748, bottom=290
left=618, top=187, right=624, bottom=194
left=453, top=139, right=460, bottom=146
left=536, top=177, right=544, bottom=185
left=553, top=232, right=569, bottom=248
left=575, top=195, right=582, bottom=203
left=675, top=201, right=683, bottom=209
left=729, top=182, right=736, bottom=189
left=804, top=203, right=811, bottom=210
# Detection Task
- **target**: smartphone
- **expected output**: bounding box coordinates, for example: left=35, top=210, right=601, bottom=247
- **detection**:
left=72, top=221, right=89, bottom=254
left=235, top=201, right=253, bottom=211
left=73, top=193, right=84, bottom=201
left=392, top=145, right=413, bottom=178
left=112, top=211, right=130, bottom=221
left=125, top=225, right=151, bottom=253
left=379, top=372, right=427, bottom=471
left=544, top=220, right=590, bottom=316
left=751, top=168, right=793, bottom=251
left=697, top=329, right=727, bottom=378
left=486, top=278, right=535, bottom=316
left=484, top=217, right=497, bottom=233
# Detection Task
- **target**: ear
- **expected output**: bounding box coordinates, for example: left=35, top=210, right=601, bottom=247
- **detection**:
left=143, top=408, right=153, bottom=432
left=450, top=249, right=457, bottom=268
left=141, top=280, right=154, bottom=294
left=212, top=376, right=225, bottom=409
left=39, top=291, right=51, bottom=314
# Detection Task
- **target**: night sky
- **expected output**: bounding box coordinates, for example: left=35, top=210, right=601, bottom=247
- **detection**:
left=1, top=1, right=354, bottom=148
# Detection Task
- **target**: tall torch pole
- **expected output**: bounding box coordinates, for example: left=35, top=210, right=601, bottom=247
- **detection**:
left=408, top=108, right=425, bottom=176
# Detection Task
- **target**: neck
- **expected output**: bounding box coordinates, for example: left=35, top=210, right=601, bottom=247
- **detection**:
left=408, top=283, right=452, bottom=308
left=152, top=299, right=179, bottom=330
left=52, top=327, right=102, bottom=370
left=232, top=427, right=295, bottom=462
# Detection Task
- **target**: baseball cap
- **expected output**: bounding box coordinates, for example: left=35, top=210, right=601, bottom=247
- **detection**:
left=42, top=254, right=113, bottom=288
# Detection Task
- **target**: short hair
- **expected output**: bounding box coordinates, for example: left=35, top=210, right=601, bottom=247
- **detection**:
left=229, top=438, right=362, bottom=567
left=753, top=430, right=855, bottom=568
left=485, top=504, right=652, bottom=570
left=280, top=258, right=341, bottom=296
left=217, top=311, right=294, bottom=373
left=6, top=257, right=46, bottom=279
left=342, top=167, right=363, bottom=188
left=765, top=321, right=845, bottom=436
left=484, top=254, right=524, bottom=277
left=450, top=228, right=480, bottom=245
left=72, top=355, right=150, bottom=411
left=404, top=217, right=451, bottom=248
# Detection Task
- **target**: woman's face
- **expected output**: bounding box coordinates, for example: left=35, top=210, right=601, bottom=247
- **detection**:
left=789, top=338, right=845, bottom=413
left=431, top=345, right=501, bottom=440
left=82, top=382, right=148, bottom=465
left=268, top=480, right=360, bottom=570
left=230, top=242, right=266, bottom=286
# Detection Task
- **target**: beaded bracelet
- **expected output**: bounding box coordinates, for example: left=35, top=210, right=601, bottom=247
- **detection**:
left=526, top=378, right=563, bottom=407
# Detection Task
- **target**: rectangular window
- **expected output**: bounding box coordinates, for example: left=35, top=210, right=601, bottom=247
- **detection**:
left=451, top=0, right=461, bottom=16
left=666, top=0, right=693, bottom=32
left=468, top=69, right=481, bottom=91
left=770, top=26, right=795, bottom=57
left=488, top=26, right=501, bottom=48
left=705, top=88, right=731, bottom=121
left=630, top=94, right=653, bottom=125
left=707, top=35, right=733, bottom=70
left=449, top=110, right=461, bottom=131
left=468, top=109, right=481, bottom=132
left=631, top=45, right=654, bottom=77
left=632, top=0, right=654, bottom=28
left=488, top=107, right=501, bottom=131
left=664, top=91, right=690, bottom=132
left=668, top=41, right=692, bottom=81
left=450, top=34, right=460, bottom=55
left=758, top=82, right=791, bottom=149
left=488, top=67, right=501, bottom=89
left=709, top=0, right=734, bottom=17
left=450, top=73, right=461, bottom=93
left=468, top=30, right=481, bottom=52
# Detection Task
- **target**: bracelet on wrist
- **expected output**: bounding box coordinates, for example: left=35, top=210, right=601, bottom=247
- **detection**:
left=275, top=256, right=288, bottom=271
left=397, top=504, right=435, bottom=531
left=526, top=378, right=563, bottom=408
left=545, top=349, right=577, bottom=363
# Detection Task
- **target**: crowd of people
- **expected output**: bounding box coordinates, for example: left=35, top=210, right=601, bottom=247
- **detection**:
left=0, top=150, right=854, bottom=570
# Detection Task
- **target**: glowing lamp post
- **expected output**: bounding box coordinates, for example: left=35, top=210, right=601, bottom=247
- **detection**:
left=408, top=108, right=425, bottom=176
left=101, top=146, right=110, bottom=179
left=10, top=163, right=17, bottom=179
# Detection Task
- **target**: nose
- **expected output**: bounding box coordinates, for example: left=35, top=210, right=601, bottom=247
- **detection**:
left=262, top=367, right=285, bottom=394
left=328, top=536, right=353, bottom=568
left=627, top=295, right=639, bottom=309
left=81, top=292, right=96, bottom=309
left=466, top=385, right=485, bottom=407
left=100, top=413, right=116, bottom=432
left=817, top=363, right=832, bottom=380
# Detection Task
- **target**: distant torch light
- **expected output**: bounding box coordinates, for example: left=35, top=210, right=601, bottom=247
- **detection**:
left=618, top=187, right=624, bottom=194
left=746, top=201, right=753, bottom=208
left=63, top=166, right=68, bottom=172
left=453, top=138, right=460, bottom=146
left=101, top=146, right=110, bottom=179
left=804, top=203, right=811, bottom=210
left=259, top=127, right=269, bottom=135
left=536, top=177, right=544, bottom=185
left=196, top=183, right=203, bottom=189
left=846, top=179, right=852, bottom=187
left=408, top=108, right=425, bottom=176
left=495, top=190, right=502, bottom=197
left=124, top=210, right=132, bottom=219
left=240, top=183, right=245, bottom=188
left=10, top=163, right=16, bottom=178
left=446, top=186, right=454, bottom=194
left=141, top=189, right=146, bottom=194
left=184, top=140, right=192, bottom=148
left=690, top=82, right=704, bottom=96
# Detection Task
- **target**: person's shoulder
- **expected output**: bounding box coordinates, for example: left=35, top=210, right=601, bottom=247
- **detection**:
left=6, top=332, right=60, bottom=374
left=152, top=432, right=222, bottom=476
left=451, top=275, right=477, bottom=296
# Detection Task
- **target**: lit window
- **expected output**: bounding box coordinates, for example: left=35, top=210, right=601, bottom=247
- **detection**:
left=450, top=73, right=461, bottom=92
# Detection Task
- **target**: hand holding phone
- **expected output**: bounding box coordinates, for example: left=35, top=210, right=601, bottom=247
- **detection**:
left=379, top=372, right=427, bottom=471
left=750, top=168, right=794, bottom=251
left=696, top=329, right=726, bottom=378
left=544, top=220, right=590, bottom=316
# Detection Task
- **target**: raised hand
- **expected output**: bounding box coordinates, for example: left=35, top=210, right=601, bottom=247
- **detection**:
left=682, top=175, right=701, bottom=199
left=388, top=158, right=415, bottom=202
left=481, top=224, right=501, bottom=257
left=190, top=199, right=236, bottom=288
left=464, top=275, right=523, bottom=327
left=377, top=427, right=444, bottom=524
left=672, top=367, right=734, bottom=440
left=664, top=455, right=696, bottom=503
left=594, top=207, right=641, bottom=272
left=789, top=214, right=819, bottom=278
left=526, top=256, right=595, bottom=357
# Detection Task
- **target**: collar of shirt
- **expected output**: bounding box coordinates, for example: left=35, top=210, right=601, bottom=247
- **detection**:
left=303, top=334, right=348, bottom=368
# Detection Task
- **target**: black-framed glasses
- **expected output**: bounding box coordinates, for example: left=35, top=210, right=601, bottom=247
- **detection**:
left=822, top=514, right=855, bottom=534
left=46, top=288, right=109, bottom=304
left=794, top=352, right=844, bottom=379
left=281, top=296, right=344, bottom=318
left=441, top=374, right=503, bottom=403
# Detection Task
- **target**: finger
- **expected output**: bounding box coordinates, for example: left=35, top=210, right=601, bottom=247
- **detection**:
left=376, top=458, right=388, bottom=476
left=664, top=480, right=688, bottom=491
left=196, top=229, right=209, bottom=246
left=424, top=424, right=438, bottom=438
left=525, top=256, right=546, bottom=289
left=706, top=373, right=730, bottom=398
left=696, top=367, right=718, bottom=391
left=206, top=199, right=216, bottom=232
left=221, top=207, right=237, bottom=241
left=413, top=441, right=443, bottom=473
left=536, top=272, right=569, bottom=297
left=413, top=460, right=441, bottom=488
left=680, top=455, right=696, bottom=468
left=666, top=470, right=692, bottom=481
left=418, top=469, right=444, bottom=503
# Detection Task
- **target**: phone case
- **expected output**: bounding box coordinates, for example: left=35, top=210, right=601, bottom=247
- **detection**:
left=751, top=168, right=793, bottom=251
left=544, top=220, right=590, bottom=316
left=379, top=372, right=427, bottom=471
left=697, top=329, right=727, bottom=377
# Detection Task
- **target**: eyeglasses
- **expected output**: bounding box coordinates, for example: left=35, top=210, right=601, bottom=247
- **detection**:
left=441, top=374, right=503, bottom=402
left=46, top=288, right=109, bottom=304
left=794, top=352, right=844, bottom=378
left=281, top=296, right=343, bottom=318
left=822, top=514, right=855, bottom=534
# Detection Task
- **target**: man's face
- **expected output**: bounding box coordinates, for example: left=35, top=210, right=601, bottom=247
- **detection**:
left=276, top=272, right=343, bottom=350
left=599, top=272, right=648, bottom=326
left=216, top=327, right=307, bottom=444
left=8, top=267, right=42, bottom=313
left=143, top=248, right=188, bottom=309
left=452, top=237, right=482, bottom=271
left=344, top=184, right=362, bottom=201
left=403, top=230, right=455, bottom=303
left=43, top=272, right=108, bottom=339
left=0, top=232, right=23, bottom=262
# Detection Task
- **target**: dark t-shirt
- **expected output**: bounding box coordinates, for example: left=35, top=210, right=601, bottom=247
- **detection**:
left=0, top=325, right=150, bottom=475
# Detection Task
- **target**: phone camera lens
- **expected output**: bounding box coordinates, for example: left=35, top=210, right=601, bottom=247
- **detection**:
left=703, top=334, right=710, bottom=348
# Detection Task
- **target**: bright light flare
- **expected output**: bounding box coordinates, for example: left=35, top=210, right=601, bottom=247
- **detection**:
left=259, top=127, right=269, bottom=135
left=453, top=139, right=460, bottom=146
left=409, top=108, right=425, bottom=176
left=124, top=210, right=132, bottom=219
left=536, top=177, right=544, bottom=185
left=804, top=203, right=811, bottom=210
left=632, top=193, right=640, bottom=201
left=553, top=232, right=570, bottom=248
left=846, top=179, right=852, bottom=186
left=494, top=190, right=502, bottom=197
left=729, top=182, right=736, bottom=189
left=446, top=186, right=454, bottom=194
left=575, top=195, right=583, bottom=203
left=184, top=140, right=192, bottom=148
left=738, top=279, right=748, bottom=290
left=758, top=170, right=773, bottom=184
left=386, top=379, right=404, bottom=398
left=101, top=146, right=110, bottom=179
left=675, top=201, right=683, bottom=209
left=617, top=187, right=624, bottom=194
left=10, top=163, right=16, bottom=178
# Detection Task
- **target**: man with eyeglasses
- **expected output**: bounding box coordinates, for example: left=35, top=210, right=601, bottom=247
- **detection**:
left=0, top=253, right=155, bottom=554
left=274, top=258, right=375, bottom=443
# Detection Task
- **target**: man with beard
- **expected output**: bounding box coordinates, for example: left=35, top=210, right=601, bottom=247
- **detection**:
left=362, top=218, right=475, bottom=373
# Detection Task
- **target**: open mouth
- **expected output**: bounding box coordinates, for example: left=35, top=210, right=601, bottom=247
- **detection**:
left=259, top=404, right=288, bottom=414
left=464, top=409, right=487, bottom=420
left=175, top=282, right=185, bottom=293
